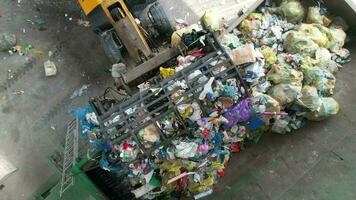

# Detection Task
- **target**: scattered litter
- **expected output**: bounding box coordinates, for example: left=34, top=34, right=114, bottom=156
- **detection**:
left=0, top=33, right=16, bottom=52
left=26, top=18, right=46, bottom=25
left=194, top=188, right=213, bottom=199
left=44, top=60, right=57, bottom=77
left=7, top=69, right=13, bottom=80
left=48, top=51, right=53, bottom=57
left=77, top=19, right=90, bottom=27
left=12, top=90, right=24, bottom=95
left=70, top=84, right=90, bottom=99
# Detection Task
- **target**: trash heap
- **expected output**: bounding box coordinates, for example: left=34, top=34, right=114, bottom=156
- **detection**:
left=220, top=0, right=350, bottom=134
left=75, top=1, right=351, bottom=199
left=78, top=33, right=262, bottom=199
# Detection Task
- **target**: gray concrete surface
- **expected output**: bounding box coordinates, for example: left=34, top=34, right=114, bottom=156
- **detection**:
left=0, top=1, right=112, bottom=200
left=0, top=1, right=355, bottom=200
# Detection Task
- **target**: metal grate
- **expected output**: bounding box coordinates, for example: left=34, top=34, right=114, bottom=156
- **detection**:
left=89, top=33, right=248, bottom=164
left=59, top=118, right=79, bottom=198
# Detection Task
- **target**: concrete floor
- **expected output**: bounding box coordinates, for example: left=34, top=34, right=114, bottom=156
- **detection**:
left=0, top=1, right=355, bottom=200
left=0, top=1, right=112, bottom=200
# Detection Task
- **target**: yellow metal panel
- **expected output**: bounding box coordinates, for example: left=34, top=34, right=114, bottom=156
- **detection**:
left=78, top=0, right=102, bottom=15
left=101, top=0, right=151, bottom=57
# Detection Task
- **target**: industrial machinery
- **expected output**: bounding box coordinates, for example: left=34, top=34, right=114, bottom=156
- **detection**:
left=78, top=0, right=174, bottom=64
left=33, top=32, right=248, bottom=200
left=33, top=1, right=263, bottom=199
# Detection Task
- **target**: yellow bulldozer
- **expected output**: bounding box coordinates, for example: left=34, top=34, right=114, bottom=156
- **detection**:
left=78, top=0, right=174, bottom=65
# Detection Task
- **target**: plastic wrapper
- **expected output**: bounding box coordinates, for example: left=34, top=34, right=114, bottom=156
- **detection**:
left=244, top=50, right=265, bottom=82
left=252, top=92, right=281, bottom=124
left=203, top=9, right=219, bottom=31
left=252, top=92, right=281, bottom=113
left=301, top=66, right=336, bottom=96
left=306, top=7, right=330, bottom=26
left=188, top=175, right=214, bottom=193
left=0, top=33, right=16, bottom=51
left=223, top=98, right=251, bottom=128
left=219, top=33, right=240, bottom=49
left=271, top=115, right=304, bottom=134
left=278, top=0, right=305, bottom=23
left=297, top=86, right=322, bottom=112
left=267, top=65, right=303, bottom=86
left=118, top=140, right=142, bottom=162
left=139, top=124, right=161, bottom=143
left=171, top=24, right=202, bottom=47
left=284, top=31, right=318, bottom=57
left=269, top=84, right=302, bottom=106
left=271, top=118, right=289, bottom=134
left=261, top=46, right=277, bottom=65
left=305, top=97, right=339, bottom=121
left=174, top=141, right=198, bottom=159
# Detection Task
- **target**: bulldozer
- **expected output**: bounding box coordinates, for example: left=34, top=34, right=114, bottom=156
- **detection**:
left=78, top=0, right=174, bottom=65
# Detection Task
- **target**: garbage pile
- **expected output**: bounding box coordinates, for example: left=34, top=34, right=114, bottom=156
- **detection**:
left=75, top=0, right=350, bottom=199
left=221, top=0, right=350, bottom=133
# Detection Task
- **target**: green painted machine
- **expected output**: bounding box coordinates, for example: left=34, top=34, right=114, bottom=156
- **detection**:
left=33, top=119, right=134, bottom=200
left=34, top=157, right=106, bottom=200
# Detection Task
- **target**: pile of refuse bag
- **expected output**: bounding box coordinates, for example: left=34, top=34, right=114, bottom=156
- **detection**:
left=221, top=0, right=349, bottom=134
left=74, top=1, right=350, bottom=199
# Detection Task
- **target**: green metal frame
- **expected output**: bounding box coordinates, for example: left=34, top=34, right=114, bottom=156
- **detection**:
left=32, top=147, right=107, bottom=200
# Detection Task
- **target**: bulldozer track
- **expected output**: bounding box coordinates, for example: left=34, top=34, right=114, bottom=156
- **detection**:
left=32, top=93, right=75, bottom=131
left=0, top=57, right=36, bottom=94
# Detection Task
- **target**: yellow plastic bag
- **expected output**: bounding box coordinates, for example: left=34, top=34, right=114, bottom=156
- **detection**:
left=267, top=65, right=303, bottom=86
left=306, top=7, right=323, bottom=24
left=261, top=46, right=277, bottom=65
left=315, top=48, right=331, bottom=69
left=239, top=19, right=256, bottom=34
left=328, top=28, right=346, bottom=50
left=298, top=24, right=329, bottom=47
left=188, top=175, right=214, bottom=193
left=302, top=66, right=336, bottom=96
left=297, top=86, right=322, bottom=112
left=269, top=83, right=302, bottom=106
left=316, top=25, right=346, bottom=50
left=252, top=92, right=281, bottom=113
left=160, top=67, right=175, bottom=79
left=239, top=13, right=262, bottom=34
left=211, top=161, right=225, bottom=170
left=247, top=13, right=263, bottom=20
left=278, top=0, right=305, bottom=23
left=203, top=9, right=219, bottom=31
left=284, top=31, right=319, bottom=57
left=305, top=97, right=339, bottom=121
left=157, top=161, right=182, bottom=172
